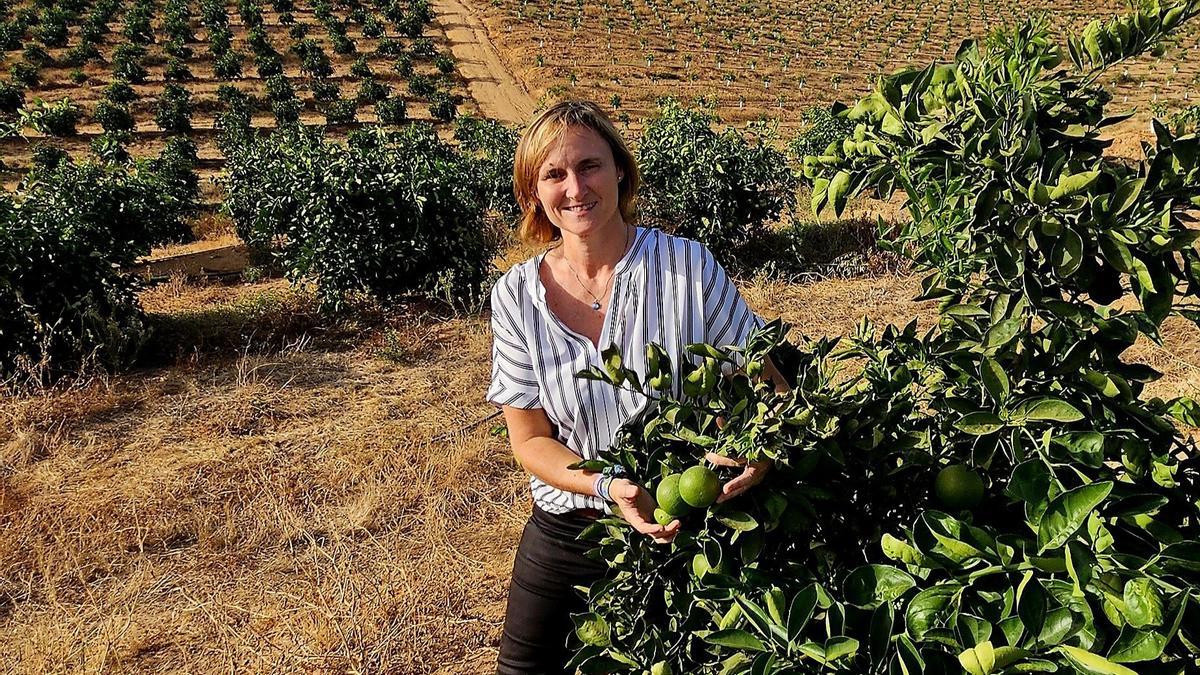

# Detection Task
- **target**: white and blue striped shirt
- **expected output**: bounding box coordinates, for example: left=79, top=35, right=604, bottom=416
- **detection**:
left=486, top=226, right=764, bottom=514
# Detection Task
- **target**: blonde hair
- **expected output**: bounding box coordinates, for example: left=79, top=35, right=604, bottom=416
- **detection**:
left=512, top=101, right=640, bottom=245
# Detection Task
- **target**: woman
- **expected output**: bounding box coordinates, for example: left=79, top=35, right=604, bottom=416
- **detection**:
left=487, top=100, right=788, bottom=674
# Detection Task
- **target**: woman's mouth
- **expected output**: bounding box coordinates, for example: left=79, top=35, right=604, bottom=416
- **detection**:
left=562, top=201, right=597, bottom=214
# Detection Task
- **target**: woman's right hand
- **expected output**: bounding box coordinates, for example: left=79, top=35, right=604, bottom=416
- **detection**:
left=609, top=478, right=680, bottom=544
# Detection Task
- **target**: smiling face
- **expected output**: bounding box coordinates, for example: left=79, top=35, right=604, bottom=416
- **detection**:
left=534, top=125, right=626, bottom=239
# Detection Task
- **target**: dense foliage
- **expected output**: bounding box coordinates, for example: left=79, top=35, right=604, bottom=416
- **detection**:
left=221, top=124, right=499, bottom=311
left=638, top=100, right=798, bottom=263
left=572, top=2, right=1200, bottom=673
left=0, top=150, right=199, bottom=381
left=788, top=106, right=856, bottom=162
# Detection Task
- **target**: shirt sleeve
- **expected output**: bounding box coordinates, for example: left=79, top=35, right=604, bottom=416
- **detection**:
left=701, top=244, right=764, bottom=349
left=486, top=279, right=542, bottom=409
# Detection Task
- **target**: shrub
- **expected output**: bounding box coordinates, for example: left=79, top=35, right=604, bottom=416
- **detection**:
left=356, top=77, right=389, bottom=104
left=214, top=50, right=244, bottom=80
left=255, top=53, right=284, bottom=78
left=295, top=40, right=333, bottom=78
left=34, top=9, right=68, bottom=47
left=331, top=33, right=355, bottom=55
left=638, top=99, right=797, bottom=259
left=111, top=43, right=148, bottom=83
left=407, top=73, right=435, bottom=98
left=362, top=15, right=384, bottom=38
left=427, top=90, right=457, bottom=122
left=392, top=53, right=414, bottom=77
left=323, top=98, right=357, bottom=124
left=22, top=98, right=81, bottom=136
left=10, top=61, right=40, bottom=88
left=271, top=97, right=301, bottom=125
left=0, top=21, right=23, bottom=50
left=788, top=105, right=856, bottom=161
left=103, top=80, right=138, bottom=106
left=0, top=81, right=24, bottom=114
left=63, top=41, right=100, bottom=68
left=311, top=79, right=341, bottom=103
left=122, top=6, right=153, bottom=44
left=91, top=133, right=132, bottom=164
left=164, top=39, right=194, bottom=60
left=434, top=53, right=455, bottom=75
left=573, top=4, right=1200, bottom=673
left=411, top=37, right=435, bottom=59
left=221, top=124, right=498, bottom=311
left=94, top=100, right=135, bottom=134
left=164, top=57, right=194, bottom=81
left=154, top=83, right=193, bottom=133
left=0, top=157, right=195, bottom=380
left=453, top=114, right=519, bottom=220
left=207, top=26, right=233, bottom=56
left=350, top=55, right=373, bottom=78
left=1169, top=103, right=1200, bottom=134
left=375, top=95, right=406, bottom=124
left=30, top=143, right=69, bottom=171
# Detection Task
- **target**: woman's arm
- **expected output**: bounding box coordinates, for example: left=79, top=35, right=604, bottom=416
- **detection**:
left=502, top=405, right=681, bottom=544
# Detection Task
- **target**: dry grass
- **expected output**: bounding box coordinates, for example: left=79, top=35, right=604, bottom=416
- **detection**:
left=2, top=241, right=1199, bottom=672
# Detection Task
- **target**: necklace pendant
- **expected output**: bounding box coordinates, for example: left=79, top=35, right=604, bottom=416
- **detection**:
left=591, top=301, right=602, bottom=311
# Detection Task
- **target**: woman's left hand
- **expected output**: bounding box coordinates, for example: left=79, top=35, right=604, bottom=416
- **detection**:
left=705, top=453, right=772, bottom=503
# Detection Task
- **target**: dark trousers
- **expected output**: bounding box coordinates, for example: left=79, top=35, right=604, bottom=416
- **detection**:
left=496, top=504, right=609, bottom=675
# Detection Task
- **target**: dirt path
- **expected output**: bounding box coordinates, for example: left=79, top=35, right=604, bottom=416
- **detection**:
left=430, top=0, right=535, bottom=125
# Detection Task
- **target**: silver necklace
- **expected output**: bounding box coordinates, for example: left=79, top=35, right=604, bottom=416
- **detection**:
left=559, top=225, right=631, bottom=312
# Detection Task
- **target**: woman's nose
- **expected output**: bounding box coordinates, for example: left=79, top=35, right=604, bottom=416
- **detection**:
left=563, top=171, right=585, bottom=199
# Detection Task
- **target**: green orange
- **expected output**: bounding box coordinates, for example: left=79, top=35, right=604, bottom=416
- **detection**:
left=679, top=465, right=720, bottom=508
left=935, top=464, right=985, bottom=510
left=653, top=508, right=675, bottom=527
left=655, top=474, right=691, bottom=517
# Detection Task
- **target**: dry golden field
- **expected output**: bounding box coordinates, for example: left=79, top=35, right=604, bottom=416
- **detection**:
left=477, top=0, right=1200, bottom=134
left=2, top=233, right=1199, bottom=671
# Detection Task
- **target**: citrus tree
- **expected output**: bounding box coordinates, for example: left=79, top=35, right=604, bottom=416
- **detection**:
left=0, top=150, right=198, bottom=381
left=221, top=124, right=498, bottom=312
left=569, top=2, right=1200, bottom=673
left=637, top=99, right=798, bottom=265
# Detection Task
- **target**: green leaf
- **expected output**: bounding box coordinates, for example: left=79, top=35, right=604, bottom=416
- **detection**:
left=905, top=584, right=960, bottom=640
left=1100, top=234, right=1135, bottom=274
left=824, top=636, right=859, bottom=662
left=1106, top=625, right=1167, bottom=663
left=1058, top=646, right=1137, bottom=674
left=1122, top=578, right=1164, bottom=628
left=843, top=564, right=917, bottom=609
left=1023, top=398, right=1085, bottom=423
left=829, top=170, right=852, bottom=217
left=1110, top=178, right=1144, bottom=216
left=983, top=318, right=1022, bottom=352
left=981, top=358, right=1009, bottom=403
left=1052, top=227, right=1084, bottom=276
left=716, top=510, right=759, bottom=532
left=704, top=629, right=767, bottom=652
left=1038, top=481, right=1113, bottom=552
left=573, top=612, right=611, bottom=647
left=811, top=177, right=830, bottom=216
left=602, top=345, right=625, bottom=384
left=958, top=640, right=995, bottom=675
left=1050, top=170, right=1100, bottom=200
left=955, top=412, right=1004, bottom=436
left=786, top=584, right=818, bottom=644
left=881, top=533, right=924, bottom=565
left=1168, top=397, right=1200, bottom=426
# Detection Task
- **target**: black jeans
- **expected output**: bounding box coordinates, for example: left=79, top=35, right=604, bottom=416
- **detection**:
left=496, top=504, right=609, bottom=675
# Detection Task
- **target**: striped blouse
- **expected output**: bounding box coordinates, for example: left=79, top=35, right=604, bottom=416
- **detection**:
left=486, top=226, right=764, bottom=514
